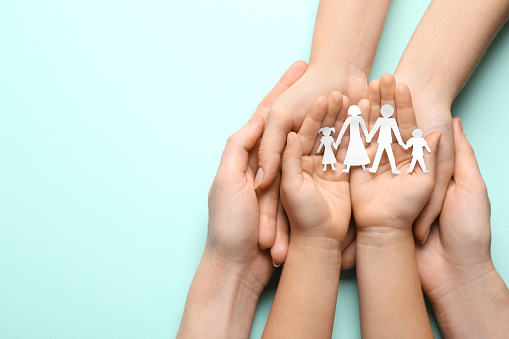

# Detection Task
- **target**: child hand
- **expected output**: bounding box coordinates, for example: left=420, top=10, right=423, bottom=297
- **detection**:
left=280, top=91, right=351, bottom=246
left=350, top=74, right=441, bottom=231
left=255, top=63, right=368, bottom=263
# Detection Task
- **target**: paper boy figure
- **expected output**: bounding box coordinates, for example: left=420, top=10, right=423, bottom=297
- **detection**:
left=317, top=127, right=337, bottom=171
left=366, top=104, right=405, bottom=174
left=405, top=129, right=431, bottom=173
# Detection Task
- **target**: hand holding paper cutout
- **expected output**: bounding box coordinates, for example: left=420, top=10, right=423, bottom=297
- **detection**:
left=350, top=74, right=441, bottom=230
left=281, top=92, right=351, bottom=242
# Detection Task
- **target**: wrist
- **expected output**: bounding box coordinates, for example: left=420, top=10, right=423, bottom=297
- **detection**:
left=428, top=264, right=509, bottom=338
left=289, top=235, right=342, bottom=268
left=356, top=225, right=414, bottom=248
left=178, top=248, right=264, bottom=338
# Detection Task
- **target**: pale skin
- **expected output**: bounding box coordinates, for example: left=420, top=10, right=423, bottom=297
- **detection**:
left=393, top=0, right=509, bottom=242
left=415, top=118, right=509, bottom=339
left=263, top=92, right=352, bottom=338
left=254, top=0, right=392, bottom=265
left=177, top=62, right=306, bottom=339
left=350, top=74, right=440, bottom=338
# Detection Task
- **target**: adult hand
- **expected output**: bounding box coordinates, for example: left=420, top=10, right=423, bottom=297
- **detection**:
left=415, top=118, right=509, bottom=339
left=256, top=63, right=368, bottom=264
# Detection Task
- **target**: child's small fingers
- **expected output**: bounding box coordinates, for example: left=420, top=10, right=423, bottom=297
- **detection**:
left=368, top=79, right=380, bottom=128
left=220, top=114, right=265, bottom=174
left=380, top=74, right=396, bottom=119
left=395, top=83, right=417, bottom=141
left=281, top=132, right=304, bottom=190
left=452, top=118, right=483, bottom=182
left=298, top=95, right=329, bottom=154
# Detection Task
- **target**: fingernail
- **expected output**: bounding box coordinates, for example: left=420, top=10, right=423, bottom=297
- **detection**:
left=287, top=132, right=294, bottom=145
left=248, top=114, right=257, bottom=126
left=272, top=260, right=280, bottom=268
left=254, top=168, right=264, bottom=189
left=260, top=245, right=267, bottom=250
left=422, top=227, right=431, bottom=244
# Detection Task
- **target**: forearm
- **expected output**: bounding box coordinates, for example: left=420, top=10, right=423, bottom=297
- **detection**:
left=263, top=237, right=342, bottom=338
left=309, top=0, right=392, bottom=78
left=395, top=0, right=509, bottom=105
left=427, top=263, right=509, bottom=339
left=177, top=248, right=262, bottom=338
left=356, top=228, right=433, bottom=339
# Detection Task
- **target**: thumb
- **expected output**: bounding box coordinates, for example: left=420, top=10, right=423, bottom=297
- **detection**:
left=452, top=118, right=482, bottom=182
left=281, top=132, right=304, bottom=193
left=423, top=131, right=442, bottom=177
left=255, top=113, right=292, bottom=189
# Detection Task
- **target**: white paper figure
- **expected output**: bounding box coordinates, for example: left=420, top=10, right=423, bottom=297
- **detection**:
left=405, top=129, right=431, bottom=173
left=366, top=104, right=406, bottom=174
left=334, top=105, right=370, bottom=173
left=317, top=127, right=338, bottom=171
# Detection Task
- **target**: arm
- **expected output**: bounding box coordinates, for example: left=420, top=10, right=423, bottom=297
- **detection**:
left=317, top=140, right=324, bottom=153
left=351, top=76, right=440, bottom=338
left=335, top=117, right=351, bottom=146
left=393, top=0, right=509, bottom=242
left=356, top=229, right=433, bottom=338
left=177, top=63, right=305, bottom=338
left=263, top=93, right=351, bottom=337
left=392, top=120, right=405, bottom=146
left=366, top=119, right=380, bottom=142
left=416, top=118, right=509, bottom=339
left=424, top=141, right=431, bottom=153
left=255, top=0, right=392, bottom=262
left=359, top=117, right=369, bottom=141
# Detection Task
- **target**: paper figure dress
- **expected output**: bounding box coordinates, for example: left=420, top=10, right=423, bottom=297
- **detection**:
left=334, top=105, right=370, bottom=173
left=317, top=127, right=337, bottom=171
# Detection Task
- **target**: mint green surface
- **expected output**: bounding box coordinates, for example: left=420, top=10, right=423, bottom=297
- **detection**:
left=0, top=0, right=508, bottom=338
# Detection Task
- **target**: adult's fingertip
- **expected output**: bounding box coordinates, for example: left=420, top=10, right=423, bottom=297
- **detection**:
left=254, top=167, right=264, bottom=190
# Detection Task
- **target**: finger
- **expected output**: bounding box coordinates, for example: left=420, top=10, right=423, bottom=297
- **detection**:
left=380, top=74, right=396, bottom=120
left=313, top=91, right=343, bottom=151
left=254, top=60, right=308, bottom=122
left=367, top=79, right=380, bottom=129
left=451, top=118, right=483, bottom=181
left=297, top=95, right=329, bottom=154
left=341, top=240, right=356, bottom=270
left=258, top=173, right=281, bottom=249
left=255, top=61, right=308, bottom=190
left=219, top=114, right=265, bottom=174
left=281, top=132, right=304, bottom=187
left=395, top=83, right=418, bottom=141
left=358, top=99, right=371, bottom=125
left=333, top=95, right=350, bottom=158
left=270, top=200, right=290, bottom=265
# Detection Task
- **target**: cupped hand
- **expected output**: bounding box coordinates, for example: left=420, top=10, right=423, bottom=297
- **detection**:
left=394, top=72, right=454, bottom=243
left=255, top=63, right=369, bottom=264
left=206, top=62, right=307, bottom=288
left=280, top=91, right=352, bottom=244
left=350, top=74, right=441, bottom=230
left=415, top=118, right=493, bottom=302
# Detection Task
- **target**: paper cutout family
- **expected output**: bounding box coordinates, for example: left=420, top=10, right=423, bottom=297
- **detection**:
left=317, top=104, right=431, bottom=174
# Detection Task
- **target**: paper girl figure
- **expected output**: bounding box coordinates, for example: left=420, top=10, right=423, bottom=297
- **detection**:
left=405, top=129, right=431, bottom=173
left=334, top=105, right=370, bottom=173
left=366, top=104, right=406, bottom=174
left=317, top=127, right=338, bottom=171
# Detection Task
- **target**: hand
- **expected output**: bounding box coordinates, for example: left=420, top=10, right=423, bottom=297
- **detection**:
left=350, top=74, right=441, bottom=231
left=280, top=91, right=351, bottom=246
left=394, top=72, right=454, bottom=243
left=415, top=118, right=509, bottom=338
left=255, top=64, right=368, bottom=264
left=206, top=61, right=307, bottom=290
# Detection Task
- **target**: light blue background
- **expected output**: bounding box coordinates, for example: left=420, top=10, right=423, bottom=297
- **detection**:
left=0, top=0, right=508, bottom=338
